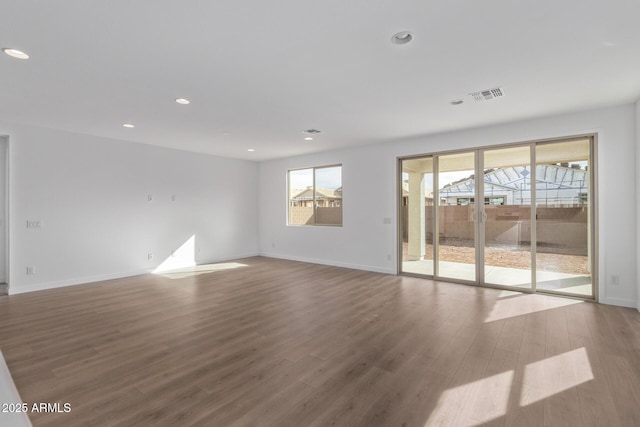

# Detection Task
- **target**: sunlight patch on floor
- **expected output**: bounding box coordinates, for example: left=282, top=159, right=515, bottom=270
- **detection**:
left=521, top=347, right=593, bottom=405
left=484, top=294, right=582, bottom=323
left=426, top=370, right=514, bottom=426
left=154, top=262, right=248, bottom=279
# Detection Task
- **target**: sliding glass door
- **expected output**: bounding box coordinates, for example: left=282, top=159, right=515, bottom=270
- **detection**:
left=436, top=151, right=477, bottom=282
left=482, top=146, right=533, bottom=289
left=399, top=136, right=595, bottom=299
left=401, top=157, right=434, bottom=276
left=535, top=139, right=592, bottom=296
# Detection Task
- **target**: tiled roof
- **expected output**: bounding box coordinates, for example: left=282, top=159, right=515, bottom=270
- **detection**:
left=292, top=188, right=342, bottom=200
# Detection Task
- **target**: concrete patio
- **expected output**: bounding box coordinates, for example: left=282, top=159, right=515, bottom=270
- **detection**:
left=402, top=259, right=592, bottom=296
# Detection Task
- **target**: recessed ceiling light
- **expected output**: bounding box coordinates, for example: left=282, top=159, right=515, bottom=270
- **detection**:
left=304, top=137, right=313, bottom=141
left=122, top=123, right=135, bottom=128
left=247, top=148, right=255, bottom=152
left=3, top=48, right=29, bottom=59
left=391, top=31, right=413, bottom=45
left=450, top=99, right=464, bottom=105
left=175, top=98, right=190, bottom=105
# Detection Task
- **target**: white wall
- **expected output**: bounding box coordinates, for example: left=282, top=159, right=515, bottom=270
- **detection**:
left=636, top=99, right=640, bottom=311
left=259, top=104, right=637, bottom=308
left=0, top=138, right=6, bottom=283
left=1, top=122, right=259, bottom=294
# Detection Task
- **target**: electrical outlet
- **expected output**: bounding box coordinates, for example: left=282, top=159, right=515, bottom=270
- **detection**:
left=26, top=220, right=42, bottom=229
left=147, top=253, right=153, bottom=260
left=147, top=194, right=153, bottom=202
left=610, top=274, right=619, bottom=286
left=26, top=266, right=35, bottom=275
left=386, top=254, right=391, bottom=261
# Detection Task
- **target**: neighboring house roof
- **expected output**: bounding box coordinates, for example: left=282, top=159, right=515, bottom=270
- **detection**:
left=292, top=188, right=342, bottom=200
left=440, top=164, right=588, bottom=195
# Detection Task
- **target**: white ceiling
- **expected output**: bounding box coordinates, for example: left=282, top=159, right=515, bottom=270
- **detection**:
left=1, top=1, right=639, bottom=161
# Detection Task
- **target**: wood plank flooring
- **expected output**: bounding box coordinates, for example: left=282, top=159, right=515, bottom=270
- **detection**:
left=0, top=256, right=639, bottom=426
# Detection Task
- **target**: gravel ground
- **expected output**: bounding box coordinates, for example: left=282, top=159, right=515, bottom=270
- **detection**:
left=402, top=241, right=589, bottom=275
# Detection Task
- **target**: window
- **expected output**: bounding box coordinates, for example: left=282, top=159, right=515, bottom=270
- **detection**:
left=487, top=197, right=505, bottom=205
left=579, top=192, right=588, bottom=204
left=288, top=165, right=342, bottom=226
left=457, top=196, right=505, bottom=206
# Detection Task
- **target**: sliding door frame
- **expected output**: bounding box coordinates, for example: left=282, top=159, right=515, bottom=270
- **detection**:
left=397, top=133, right=598, bottom=302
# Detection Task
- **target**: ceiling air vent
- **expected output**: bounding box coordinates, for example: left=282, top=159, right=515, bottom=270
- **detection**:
left=469, top=87, right=505, bottom=102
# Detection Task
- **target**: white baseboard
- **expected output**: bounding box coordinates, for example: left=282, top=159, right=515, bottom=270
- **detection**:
left=260, top=252, right=395, bottom=275
left=8, top=252, right=261, bottom=295
left=8, top=269, right=151, bottom=295
left=602, top=296, right=638, bottom=308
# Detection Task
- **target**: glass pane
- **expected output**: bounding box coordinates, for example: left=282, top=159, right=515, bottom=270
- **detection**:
left=288, top=168, right=314, bottom=225
left=401, top=157, right=434, bottom=275
left=483, top=146, right=532, bottom=288
left=437, top=152, right=476, bottom=282
left=314, top=166, right=342, bottom=225
left=535, top=139, right=592, bottom=297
